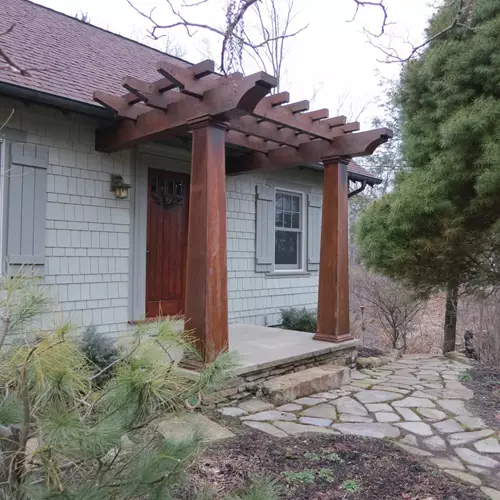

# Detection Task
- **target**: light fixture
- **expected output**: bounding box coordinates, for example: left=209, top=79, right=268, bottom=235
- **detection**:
left=110, top=174, right=131, bottom=199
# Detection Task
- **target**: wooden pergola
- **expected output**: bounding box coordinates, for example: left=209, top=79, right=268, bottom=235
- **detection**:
left=93, top=59, right=392, bottom=363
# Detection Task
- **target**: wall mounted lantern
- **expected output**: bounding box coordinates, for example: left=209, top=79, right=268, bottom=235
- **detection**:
left=110, top=174, right=131, bottom=199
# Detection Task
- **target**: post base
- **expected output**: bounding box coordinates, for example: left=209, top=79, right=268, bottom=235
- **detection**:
left=313, top=332, right=354, bottom=343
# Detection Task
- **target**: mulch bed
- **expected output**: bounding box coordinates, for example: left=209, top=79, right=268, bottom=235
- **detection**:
left=462, top=363, right=500, bottom=430
left=357, top=345, right=386, bottom=358
left=182, top=432, right=487, bottom=499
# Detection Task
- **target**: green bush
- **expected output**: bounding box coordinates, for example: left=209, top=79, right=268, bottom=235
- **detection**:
left=280, top=307, right=317, bottom=333
left=80, top=325, right=120, bottom=387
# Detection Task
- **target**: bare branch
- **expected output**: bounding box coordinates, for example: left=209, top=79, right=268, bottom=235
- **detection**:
left=348, top=0, right=390, bottom=37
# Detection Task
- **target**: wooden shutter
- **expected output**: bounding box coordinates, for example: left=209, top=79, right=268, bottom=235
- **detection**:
left=6, top=143, right=48, bottom=268
left=307, top=194, right=322, bottom=271
left=255, top=185, right=274, bottom=273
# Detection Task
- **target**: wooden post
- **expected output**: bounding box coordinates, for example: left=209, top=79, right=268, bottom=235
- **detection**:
left=314, top=159, right=353, bottom=343
left=185, top=117, right=229, bottom=363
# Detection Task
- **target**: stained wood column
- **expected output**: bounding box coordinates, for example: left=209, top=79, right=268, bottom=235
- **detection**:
left=185, top=117, right=229, bottom=363
left=314, top=159, right=353, bottom=343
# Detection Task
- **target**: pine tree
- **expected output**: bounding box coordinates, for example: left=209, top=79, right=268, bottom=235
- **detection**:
left=357, top=0, right=500, bottom=352
left=0, top=271, right=277, bottom=499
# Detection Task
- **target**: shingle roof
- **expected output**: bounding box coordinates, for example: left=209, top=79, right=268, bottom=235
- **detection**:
left=0, top=0, right=379, bottom=183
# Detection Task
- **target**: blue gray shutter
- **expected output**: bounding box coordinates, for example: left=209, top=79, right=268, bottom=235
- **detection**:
left=255, top=185, right=274, bottom=273
left=6, top=143, right=48, bottom=268
left=307, top=194, right=322, bottom=271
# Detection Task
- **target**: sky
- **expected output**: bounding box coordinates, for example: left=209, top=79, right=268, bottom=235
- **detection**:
left=34, top=0, right=435, bottom=127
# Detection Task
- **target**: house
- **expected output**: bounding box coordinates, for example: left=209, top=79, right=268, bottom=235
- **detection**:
left=0, top=0, right=388, bottom=364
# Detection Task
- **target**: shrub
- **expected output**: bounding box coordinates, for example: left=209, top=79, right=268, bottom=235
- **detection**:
left=0, top=270, right=275, bottom=499
left=280, top=307, right=317, bottom=333
left=80, top=324, right=120, bottom=386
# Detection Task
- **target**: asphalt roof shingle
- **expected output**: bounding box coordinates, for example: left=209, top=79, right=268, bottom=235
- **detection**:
left=0, top=0, right=379, bottom=183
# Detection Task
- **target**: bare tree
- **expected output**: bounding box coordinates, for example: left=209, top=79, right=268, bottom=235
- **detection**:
left=164, top=33, right=187, bottom=59
left=352, top=0, right=478, bottom=63
left=351, top=267, right=427, bottom=352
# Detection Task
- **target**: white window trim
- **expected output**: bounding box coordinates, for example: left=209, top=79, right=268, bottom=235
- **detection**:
left=273, top=186, right=306, bottom=272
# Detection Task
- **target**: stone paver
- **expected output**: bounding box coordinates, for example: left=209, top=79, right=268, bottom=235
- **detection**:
left=417, top=408, right=447, bottom=421
left=332, top=423, right=400, bottom=439
left=241, top=410, right=297, bottom=422
left=335, top=396, right=368, bottom=416
left=455, top=448, right=499, bottom=468
left=301, top=403, right=337, bottom=419
left=274, top=421, right=338, bottom=436
left=433, top=418, right=463, bottom=434
left=299, top=416, right=333, bottom=427
left=218, top=407, right=247, bottom=417
left=375, top=412, right=401, bottom=423
left=238, top=399, right=273, bottom=413
left=354, top=389, right=402, bottom=404
left=392, top=396, right=436, bottom=408
left=243, top=421, right=288, bottom=437
left=395, top=421, right=434, bottom=437
left=219, top=355, right=500, bottom=492
left=448, top=429, right=495, bottom=446
left=475, top=438, right=500, bottom=454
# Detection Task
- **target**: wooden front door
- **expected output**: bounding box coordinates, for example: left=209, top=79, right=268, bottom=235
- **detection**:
left=146, top=169, right=189, bottom=317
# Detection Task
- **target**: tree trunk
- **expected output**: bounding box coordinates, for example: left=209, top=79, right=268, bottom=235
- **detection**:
left=443, top=279, right=459, bottom=354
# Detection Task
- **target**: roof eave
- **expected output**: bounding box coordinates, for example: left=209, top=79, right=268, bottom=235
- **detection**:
left=299, top=163, right=382, bottom=186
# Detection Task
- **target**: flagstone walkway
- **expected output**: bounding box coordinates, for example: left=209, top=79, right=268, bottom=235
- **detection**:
left=219, top=355, right=500, bottom=499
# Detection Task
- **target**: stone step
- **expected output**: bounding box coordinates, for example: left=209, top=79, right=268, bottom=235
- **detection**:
left=261, top=365, right=350, bottom=404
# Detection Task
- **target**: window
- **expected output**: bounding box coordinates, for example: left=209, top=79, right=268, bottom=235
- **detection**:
left=274, top=190, right=303, bottom=270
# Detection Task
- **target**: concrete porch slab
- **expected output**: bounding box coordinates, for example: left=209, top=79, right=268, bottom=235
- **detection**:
left=228, top=323, right=358, bottom=376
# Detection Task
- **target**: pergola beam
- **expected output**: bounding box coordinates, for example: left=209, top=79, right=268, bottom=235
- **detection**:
left=226, top=128, right=393, bottom=174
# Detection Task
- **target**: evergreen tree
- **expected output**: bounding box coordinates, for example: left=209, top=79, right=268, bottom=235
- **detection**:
left=357, top=0, right=500, bottom=352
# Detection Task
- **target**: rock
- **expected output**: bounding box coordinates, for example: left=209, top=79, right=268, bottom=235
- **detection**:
left=371, top=385, right=410, bottom=395
left=158, top=413, right=235, bottom=442
left=394, top=443, right=434, bottom=457
left=262, top=366, right=350, bottom=404
left=276, top=403, right=303, bottom=412
left=335, top=396, right=368, bottom=416
left=455, top=448, right=499, bottom=468
left=351, top=370, right=370, bottom=380
left=400, top=434, right=418, bottom=446
left=417, top=408, right=447, bottom=421
left=309, top=392, right=340, bottom=400
left=238, top=399, right=273, bottom=413
left=448, top=429, right=495, bottom=446
left=392, top=397, right=436, bottom=408
left=273, top=421, right=339, bottom=436
left=241, top=410, right=297, bottom=422
left=341, top=385, right=364, bottom=393
left=301, top=403, right=337, bottom=420
left=354, top=390, right=402, bottom=404
left=243, top=421, right=288, bottom=437
left=436, top=399, right=472, bottom=416
left=423, top=435, right=447, bottom=451
left=395, top=422, right=434, bottom=437
left=339, top=414, right=373, bottom=423
left=375, top=412, right=401, bottom=423
left=433, top=419, right=463, bottom=434
left=443, top=469, right=482, bottom=486
left=299, top=416, right=333, bottom=427
left=331, top=423, right=400, bottom=439
left=475, top=438, right=500, bottom=454
left=430, top=456, right=465, bottom=471
left=394, top=407, right=421, bottom=422
left=456, top=415, right=486, bottom=430
left=294, top=397, right=328, bottom=406
left=366, top=403, right=394, bottom=412
left=468, top=466, right=490, bottom=475
left=412, top=390, right=439, bottom=401
left=218, top=407, right=247, bottom=417
left=481, top=486, right=500, bottom=500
